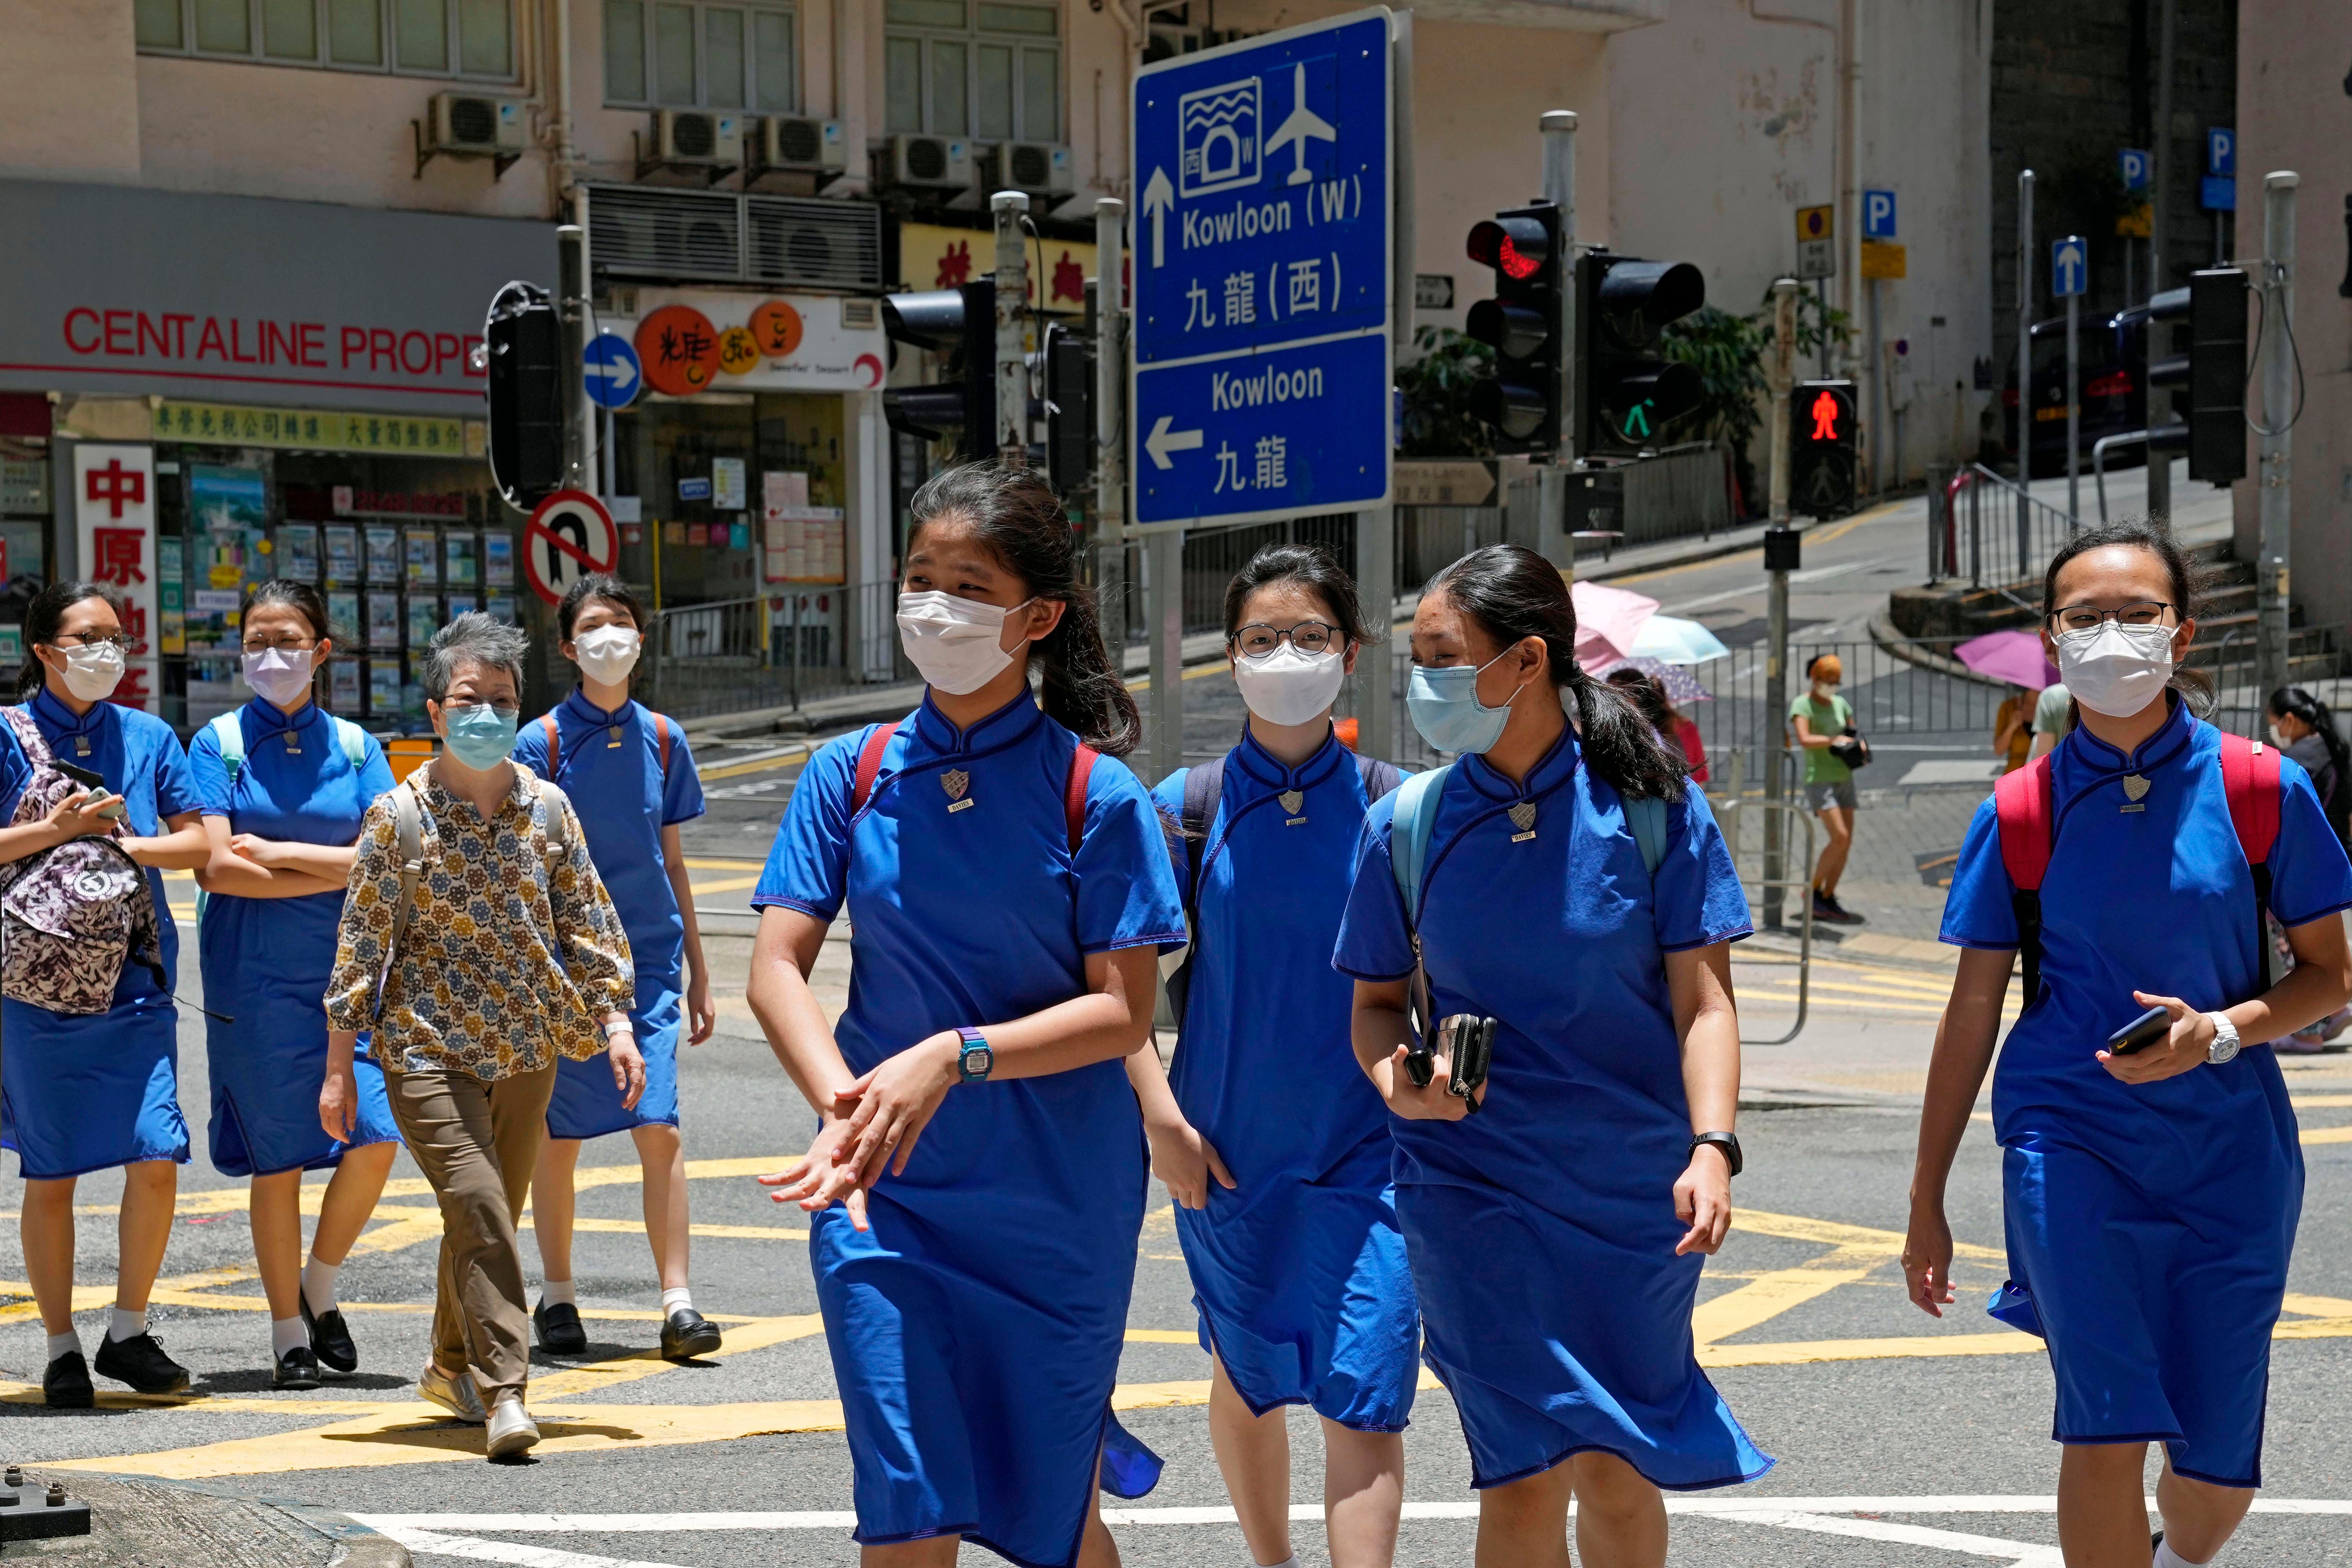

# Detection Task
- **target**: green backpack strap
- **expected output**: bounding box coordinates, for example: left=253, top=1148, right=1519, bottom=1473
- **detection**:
left=1626, top=795, right=1668, bottom=877
left=1388, top=764, right=1452, bottom=924
left=330, top=716, right=370, bottom=771
left=207, top=711, right=246, bottom=789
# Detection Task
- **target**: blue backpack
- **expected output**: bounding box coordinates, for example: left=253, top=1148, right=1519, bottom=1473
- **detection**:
left=1388, top=763, right=1668, bottom=920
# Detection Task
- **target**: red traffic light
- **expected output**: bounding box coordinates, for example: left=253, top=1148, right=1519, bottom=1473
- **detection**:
left=1806, top=388, right=1842, bottom=441
left=1467, top=218, right=1551, bottom=281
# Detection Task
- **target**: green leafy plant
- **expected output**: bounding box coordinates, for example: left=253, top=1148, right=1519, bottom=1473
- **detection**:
left=1395, top=326, right=1498, bottom=458
left=1659, top=306, right=1769, bottom=511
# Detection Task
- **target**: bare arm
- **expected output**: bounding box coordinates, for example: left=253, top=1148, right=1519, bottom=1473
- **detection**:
left=1350, top=975, right=1470, bottom=1122
left=123, top=810, right=213, bottom=871
left=0, top=793, right=118, bottom=866
left=1667, top=942, right=1740, bottom=1256
left=1125, top=1040, right=1234, bottom=1209
left=1789, top=712, right=1835, bottom=750
left=661, top=822, right=716, bottom=1045
left=1903, top=944, right=2014, bottom=1316
left=2104, top=911, right=2352, bottom=1082
left=225, top=834, right=359, bottom=884
left=195, top=816, right=346, bottom=900
left=1992, top=708, right=2025, bottom=754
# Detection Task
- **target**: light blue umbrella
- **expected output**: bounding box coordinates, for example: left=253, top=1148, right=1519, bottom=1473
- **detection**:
left=1627, top=613, right=1731, bottom=665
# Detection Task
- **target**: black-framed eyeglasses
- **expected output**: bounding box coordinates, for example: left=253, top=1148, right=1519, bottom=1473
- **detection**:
left=1233, top=621, right=1339, bottom=657
left=51, top=633, right=135, bottom=651
left=2048, top=601, right=2175, bottom=634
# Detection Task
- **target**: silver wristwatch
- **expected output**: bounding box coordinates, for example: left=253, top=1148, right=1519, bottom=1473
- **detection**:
left=2205, top=1012, right=2241, bottom=1066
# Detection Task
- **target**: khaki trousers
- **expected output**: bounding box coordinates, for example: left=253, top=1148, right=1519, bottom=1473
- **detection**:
left=382, top=1062, right=555, bottom=1404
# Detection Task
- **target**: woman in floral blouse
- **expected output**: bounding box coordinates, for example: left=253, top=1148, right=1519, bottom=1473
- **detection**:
left=322, top=613, right=638, bottom=1461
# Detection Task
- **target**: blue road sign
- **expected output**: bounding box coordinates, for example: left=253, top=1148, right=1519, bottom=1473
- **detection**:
left=2051, top=236, right=2088, bottom=299
left=583, top=330, right=642, bottom=408
left=2201, top=175, right=2236, bottom=213
left=2119, top=148, right=2151, bottom=191
left=1862, top=189, right=1897, bottom=239
left=2207, top=126, right=2235, bottom=177
left=1131, top=7, right=1392, bottom=528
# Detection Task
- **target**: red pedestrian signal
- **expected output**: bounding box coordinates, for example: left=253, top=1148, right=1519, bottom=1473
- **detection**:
left=1790, top=379, right=1857, bottom=518
left=1808, top=390, right=1842, bottom=441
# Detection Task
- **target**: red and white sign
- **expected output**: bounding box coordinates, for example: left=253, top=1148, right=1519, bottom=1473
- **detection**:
left=72, top=444, right=159, bottom=712
left=523, top=489, right=617, bottom=607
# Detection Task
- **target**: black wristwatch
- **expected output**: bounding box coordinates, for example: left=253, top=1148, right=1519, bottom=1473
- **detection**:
left=1690, top=1131, right=1743, bottom=1178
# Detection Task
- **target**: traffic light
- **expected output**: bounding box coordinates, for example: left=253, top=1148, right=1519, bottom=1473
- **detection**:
left=1576, top=252, right=1706, bottom=457
left=1040, top=321, right=1094, bottom=497
left=483, top=281, right=562, bottom=512
left=881, top=281, right=996, bottom=464
left=1463, top=203, right=1566, bottom=456
left=1789, top=378, right=1858, bottom=519
left=2143, top=268, right=2249, bottom=483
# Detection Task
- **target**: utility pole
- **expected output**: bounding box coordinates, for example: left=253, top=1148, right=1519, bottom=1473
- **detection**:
left=1537, top=110, right=1578, bottom=580
left=992, top=191, right=1029, bottom=464
left=1093, top=198, right=1126, bottom=657
left=2151, top=0, right=2176, bottom=296
left=2256, top=171, right=2298, bottom=706
left=2016, top=169, right=2035, bottom=573
left=2065, top=243, right=2081, bottom=526
left=1762, top=279, right=1800, bottom=931
left=555, top=223, right=594, bottom=493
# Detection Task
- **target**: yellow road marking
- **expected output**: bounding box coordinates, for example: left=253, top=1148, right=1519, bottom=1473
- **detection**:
left=681, top=857, right=766, bottom=870
left=1691, top=1245, right=1884, bottom=1345
left=1702, top=1332, right=2043, bottom=1367
left=1733, top=1208, right=2005, bottom=1261
left=686, top=875, right=761, bottom=896
left=528, top=1312, right=829, bottom=1403
left=1602, top=504, right=1901, bottom=588
left=1123, top=1329, right=1199, bottom=1344
left=699, top=751, right=813, bottom=782
left=2301, top=1125, right=2352, bottom=1145
left=2290, top=1094, right=2352, bottom=1108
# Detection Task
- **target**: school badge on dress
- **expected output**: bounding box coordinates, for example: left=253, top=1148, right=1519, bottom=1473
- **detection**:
left=1507, top=801, right=1538, bottom=842
left=942, top=769, right=974, bottom=813
left=1281, top=789, right=1306, bottom=825
left=2122, top=773, right=2151, bottom=813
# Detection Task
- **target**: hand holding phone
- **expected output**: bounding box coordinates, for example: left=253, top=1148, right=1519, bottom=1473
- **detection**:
left=2105, top=1005, right=2173, bottom=1057
left=55, top=762, right=125, bottom=821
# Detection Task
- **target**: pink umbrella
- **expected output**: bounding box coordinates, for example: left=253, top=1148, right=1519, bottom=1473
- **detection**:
left=1570, top=580, right=1659, bottom=666
left=1955, top=628, right=2059, bottom=689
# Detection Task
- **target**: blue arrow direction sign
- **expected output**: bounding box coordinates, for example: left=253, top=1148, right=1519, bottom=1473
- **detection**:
left=1131, top=7, right=1392, bottom=528
left=2051, top=236, right=2087, bottom=298
left=584, top=330, right=641, bottom=409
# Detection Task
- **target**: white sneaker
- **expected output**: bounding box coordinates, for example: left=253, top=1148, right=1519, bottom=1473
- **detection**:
left=417, top=1361, right=486, bottom=1424
left=485, top=1395, right=540, bottom=1459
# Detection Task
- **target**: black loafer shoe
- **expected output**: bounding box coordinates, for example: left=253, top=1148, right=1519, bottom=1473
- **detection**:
left=660, top=1307, right=722, bottom=1360
left=43, top=1350, right=94, bottom=1408
left=300, top=1294, right=359, bottom=1375
left=91, top=1332, right=190, bottom=1395
left=272, top=1345, right=323, bottom=1390
left=533, top=1298, right=587, bottom=1356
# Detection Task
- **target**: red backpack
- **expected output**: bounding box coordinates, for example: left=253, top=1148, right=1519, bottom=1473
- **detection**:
left=1994, top=731, right=2281, bottom=1003
left=849, top=719, right=1098, bottom=854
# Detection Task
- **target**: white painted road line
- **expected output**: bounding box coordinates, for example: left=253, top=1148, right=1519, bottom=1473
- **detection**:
left=373, top=1528, right=698, bottom=1568
left=1707, top=1507, right=2062, bottom=1564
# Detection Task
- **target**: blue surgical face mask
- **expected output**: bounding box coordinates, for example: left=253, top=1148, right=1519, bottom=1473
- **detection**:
left=1406, top=649, right=1529, bottom=756
left=441, top=701, right=519, bottom=771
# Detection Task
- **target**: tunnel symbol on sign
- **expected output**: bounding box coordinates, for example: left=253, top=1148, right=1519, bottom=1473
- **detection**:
left=1178, top=77, right=1261, bottom=198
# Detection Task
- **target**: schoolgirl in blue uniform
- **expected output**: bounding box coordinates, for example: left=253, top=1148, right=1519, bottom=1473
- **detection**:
left=748, top=463, right=1184, bottom=1568
left=1333, top=544, right=1768, bottom=1568
left=189, top=581, right=399, bottom=1390
left=512, top=573, right=718, bottom=1362
left=0, top=582, right=213, bottom=1406
left=1907, top=524, right=2352, bottom=1568
left=1138, top=543, right=1416, bottom=1568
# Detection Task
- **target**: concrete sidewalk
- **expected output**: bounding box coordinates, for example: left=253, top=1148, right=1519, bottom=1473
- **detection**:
left=8, top=1470, right=405, bottom=1567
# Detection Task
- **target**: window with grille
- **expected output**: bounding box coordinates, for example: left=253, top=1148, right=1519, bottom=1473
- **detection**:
left=136, top=0, right=517, bottom=80
left=604, top=0, right=797, bottom=113
left=884, top=0, right=1059, bottom=144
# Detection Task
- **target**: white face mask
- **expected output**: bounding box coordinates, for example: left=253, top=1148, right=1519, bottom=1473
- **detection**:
left=2054, top=620, right=2176, bottom=718
left=241, top=646, right=315, bottom=708
left=574, top=624, right=642, bottom=686
left=1232, top=643, right=1346, bottom=728
left=896, top=590, right=1031, bottom=696
left=56, top=642, right=124, bottom=702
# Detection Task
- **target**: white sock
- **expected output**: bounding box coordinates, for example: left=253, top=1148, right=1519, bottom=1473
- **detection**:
left=541, top=1278, right=576, bottom=1307
left=301, top=1258, right=341, bottom=1316
left=662, top=1287, right=694, bottom=1320
left=107, top=1307, right=146, bottom=1343
left=46, top=1330, right=80, bottom=1361
left=2155, top=1542, right=2209, bottom=1568
left=271, top=1316, right=308, bottom=1359
left=1254, top=1557, right=1299, bottom=1568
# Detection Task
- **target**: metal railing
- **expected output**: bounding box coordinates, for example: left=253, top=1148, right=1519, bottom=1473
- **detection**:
left=644, top=579, right=904, bottom=721
left=1941, top=464, right=2080, bottom=593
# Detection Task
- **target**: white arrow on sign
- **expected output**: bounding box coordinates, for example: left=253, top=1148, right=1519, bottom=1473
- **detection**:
left=1144, top=414, right=1203, bottom=470
left=1142, top=167, right=1175, bottom=269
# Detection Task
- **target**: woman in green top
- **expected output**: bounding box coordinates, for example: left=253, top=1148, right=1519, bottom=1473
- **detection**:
left=1788, top=653, right=1860, bottom=924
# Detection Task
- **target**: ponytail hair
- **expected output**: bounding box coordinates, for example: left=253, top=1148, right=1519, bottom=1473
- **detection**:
left=1425, top=544, right=1687, bottom=801
left=18, top=581, right=120, bottom=700
left=906, top=462, right=1142, bottom=757
left=2270, top=685, right=2352, bottom=836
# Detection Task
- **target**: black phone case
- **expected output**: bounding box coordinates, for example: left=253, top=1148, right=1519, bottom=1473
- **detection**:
left=2108, top=1008, right=2172, bottom=1056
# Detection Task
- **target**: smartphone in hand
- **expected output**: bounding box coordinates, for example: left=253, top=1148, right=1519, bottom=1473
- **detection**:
left=2106, top=1005, right=2173, bottom=1056
left=55, top=762, right=126, bottom=820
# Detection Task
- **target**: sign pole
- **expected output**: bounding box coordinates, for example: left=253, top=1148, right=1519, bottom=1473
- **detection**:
left=992, top=191, right=1030, bottom=464
left=2151, top=0, right=2176, bottom=296
left=1539, top=110, right=1577, bottom=581
left=1148, top=527, right=1185, bottom=781
left=556, top=224, right=594, bottom=495
left=1093, top=199, right=1127, bottom=658
left=1761, top=281, right=1799, bottom=933
left=2256, top=171, right=2298, bottom=708
left=2016, top=169, right=2035, bottom=572
left=2065, top=269, right=2080, bottom=527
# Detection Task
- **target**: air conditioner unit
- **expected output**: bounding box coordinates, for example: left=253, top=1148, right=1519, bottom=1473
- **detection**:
left=884, top=134, right=975, bottom=191
left=757, top=116, right=847, bottom=173
left=996, top=141, right=1074, bottom=196
left=652, top=110, right=743, bottom=168
left=428, top=92, right=527, bottom=157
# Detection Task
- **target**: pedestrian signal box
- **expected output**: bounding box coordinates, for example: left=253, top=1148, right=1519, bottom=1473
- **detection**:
left=1790, top=378, right=1858, bottom=519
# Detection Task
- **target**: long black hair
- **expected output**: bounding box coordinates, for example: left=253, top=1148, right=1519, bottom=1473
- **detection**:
left=17, top=581, right=120, bottom=699
left=1425, top=544, right=1687, bottom=800
left=2270, top=685, right=2352, bottom=838
left=1221, top=541, right=1373, bottom=649
left=906, top=462, right=1141, bottom=757
left=1604, top=665, right=1676, bottom=732
left=2040, top=520, right=2213, bottom=715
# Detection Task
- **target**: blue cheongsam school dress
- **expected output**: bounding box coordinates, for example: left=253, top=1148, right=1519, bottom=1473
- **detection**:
left=514, top=691, right=705, bottom=1137
left=189, top=698, right=399, bottom=1177
left=755, top=692, right=1187, bottom=1568
left=0, top=689, right=200, bottom=1180
left=1152, top=726, right=1419, bottom=1432
left=1332, top=727, right=1772, bottom=1491
left=1940, top=697, right=2352, bottom=1487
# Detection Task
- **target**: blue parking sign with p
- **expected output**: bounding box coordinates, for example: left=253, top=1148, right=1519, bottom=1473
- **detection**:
left=2119, top=149, right=2151, bottom=191
left=2207, top=127, right=2235, bottom=177
left=1863, top=189, right=1897, bottom=239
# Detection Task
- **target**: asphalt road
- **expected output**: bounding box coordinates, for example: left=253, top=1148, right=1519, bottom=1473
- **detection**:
left=10, top=469, right=2352, bottom=1564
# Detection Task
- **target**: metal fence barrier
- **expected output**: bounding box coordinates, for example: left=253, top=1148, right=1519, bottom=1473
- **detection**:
left=644, top=579, right=905, bottom=721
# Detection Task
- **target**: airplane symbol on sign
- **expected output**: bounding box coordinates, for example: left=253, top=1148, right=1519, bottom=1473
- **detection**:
left=1262, top=62, right=1336, bottom=186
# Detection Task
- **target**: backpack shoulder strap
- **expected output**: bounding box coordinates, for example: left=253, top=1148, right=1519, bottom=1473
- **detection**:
left=207, top=711, right=245, bottom=787
left=540, top=712, right=561, bottom=781
left=1064, top=744, right=1100, bottom=856
left=653, top=712, right=672, bottom=778
left=1181, top=758, right=1224, bottom=894
left=330, top=716, right=370, bottom=770
left=1356, top=753, right=1405, bottom=803
left=1390, top=764, right=1452, bottom=923
left=1627, top=794, right=1669, bottom=876
left=2220, top=732, right=2282, bottom=867
left=1993, top=752, right=2056, bottom=1006
left=849, top=720, right=900, bottom=816
left=536, top=778, right=573, bottom=870
left=373, top=781, right=426, bottom=1024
